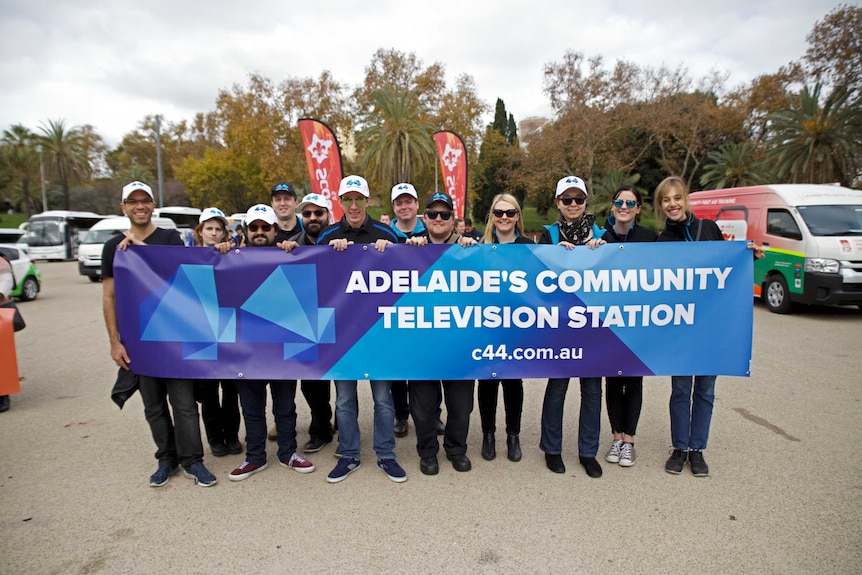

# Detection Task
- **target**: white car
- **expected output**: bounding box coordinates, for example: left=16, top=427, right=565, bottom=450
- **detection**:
left=0, top=244, right=41, bottom=301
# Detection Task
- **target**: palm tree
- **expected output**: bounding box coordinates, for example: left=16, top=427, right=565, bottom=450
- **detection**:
left=699, top=142, right=774, bottom=190
left=36, top=119, right=89, bottom=210
left=1, top=125, right=39, bottom=217
left=357, top=86, right=436, bottom=188
left=767, top=84, right=862, bottom=185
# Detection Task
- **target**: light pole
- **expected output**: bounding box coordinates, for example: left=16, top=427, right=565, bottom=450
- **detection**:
left=155, top=115, right=164, bottom=208
left=38, top=145, right=48, bottom=212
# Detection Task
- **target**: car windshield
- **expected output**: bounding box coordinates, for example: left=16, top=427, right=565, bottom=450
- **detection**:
left=797, top=205, right=862, bottom=236
left=24, top=220, right=62, bottom=246
left=82, top=229, right=125, bottom=244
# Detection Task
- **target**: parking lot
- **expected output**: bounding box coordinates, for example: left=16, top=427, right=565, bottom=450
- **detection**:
left=1, top=261, right=861, bottom=574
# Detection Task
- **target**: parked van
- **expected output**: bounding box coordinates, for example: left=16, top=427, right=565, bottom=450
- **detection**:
left=77, top=216, right=177, bottom=281
left=689, top=184, right=862, bottom=313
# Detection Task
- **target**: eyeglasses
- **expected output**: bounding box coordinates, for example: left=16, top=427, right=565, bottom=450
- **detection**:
left=123, top=198, right=154, bottom=206
left=247, top=223, right=273, bottom=232
left=559, top=196, right=586, bottom=206
left=343, top=196, right=367, bottom=206
left=492, top=209, right=518, bottom=218
left=613, top=199, right=638, bottom=209
left=426, top=210, right=453, bottom=220
left=302, top=209, right=326, bottom=218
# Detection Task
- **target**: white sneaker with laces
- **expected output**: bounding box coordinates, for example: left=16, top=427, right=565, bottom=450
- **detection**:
left=619, top=442, right=635, bottom=467
left=605, top=439, right=623, bottom=463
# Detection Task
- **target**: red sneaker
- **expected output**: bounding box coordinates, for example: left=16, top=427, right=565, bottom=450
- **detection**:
left=229, top=460, right=268, bottom=481
left=280, top=452, right=315, bottom=474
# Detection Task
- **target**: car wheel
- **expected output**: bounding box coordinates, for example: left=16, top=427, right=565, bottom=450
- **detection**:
left=88, top=275, right=101, bottom=283
left=763, top=274, right=792, bottom=314
left=19, top=276, right=39, bottom=301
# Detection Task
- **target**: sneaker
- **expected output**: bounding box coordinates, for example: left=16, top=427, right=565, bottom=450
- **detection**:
left=688, top=450, right=709, bottom=477
left=280, top=452, right=315, bottom=474
left=183, top=461, right=218, bottom=487
left=605, top=439, right=623, bottom=463
left=229, top=460, right=268, bottom=481
left=665, top=448, right=688, bottom=474
left=619, top=442, right=635, bottom=467
left=326, top=457, right=360, bottom=483
left=149, top=464, right=178, bottom=487
left=377, top=458, right=407, bottom=483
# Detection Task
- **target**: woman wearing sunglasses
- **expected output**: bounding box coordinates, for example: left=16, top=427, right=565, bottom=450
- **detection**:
left=476, top=194, right=534, bottom=463
left=539, top=176, right=607, bottom=478
left=600, top=187, right=657, bottom=468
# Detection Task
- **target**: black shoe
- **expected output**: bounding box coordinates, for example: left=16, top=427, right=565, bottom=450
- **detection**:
left=447, top=453, right=472, bottom=472
left=226, top=438, right=244, bottom=455
left=545, top=453, right=565, bottom=474
left=420, top=457, right=439, bottom=475
left=506, top=434, right=522, bottom=462
left=665, top=448, right=688, bottom=474
left=579, top=456, right=602, bottom=478
left=481, top=432, right=496, bottom=461
left=393, top=419, right=409, bottom=438
left=210, top=441, right=228, bottom=457
left=303, top=436, right=330, bottom=453
left=0, top=395, right=9, bottom=413
left=688, top=450, right=709, bottom=477
left=435, top=417, right=445, bottom=435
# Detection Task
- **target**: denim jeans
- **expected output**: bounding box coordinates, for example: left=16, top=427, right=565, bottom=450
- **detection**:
left=235, top=379, right=298, bottom=464
left=539, top=377, right=602, bottom=457
left=334, top=380, right=396, bottom=460
left=670, top=375, right=716, bottom=450
left=138, top=376, right=203, bottom=469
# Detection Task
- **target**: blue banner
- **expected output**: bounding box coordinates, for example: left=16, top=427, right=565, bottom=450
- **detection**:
left=114, top=242, right=753, bottom=380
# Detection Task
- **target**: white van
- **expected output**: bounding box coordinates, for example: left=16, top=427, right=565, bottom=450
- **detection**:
left=77, top=216, right=177, bottom=281
left=689, top=184, right=862, bottom=313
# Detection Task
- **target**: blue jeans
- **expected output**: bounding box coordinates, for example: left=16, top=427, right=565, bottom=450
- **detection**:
left=670, top=376, right=716, bottom=451
left=235, top=379, right=298, bottom=464
left=334, top=380, right=396, bottom=460
left=539, top=377, right=602, bottom=457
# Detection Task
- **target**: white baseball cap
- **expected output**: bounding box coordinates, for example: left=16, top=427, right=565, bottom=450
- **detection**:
left=297, top=193, right=331, bottom=213
left=555, top=176, right=588, bottom=198
left=338, top=175, right=370, bottom=198
left=199, top=207, right=228, bottom=227
left=122, top=181, right=154, bottom=202
left=244, top=204, right=277, bottom=225
left=391, top=183, right=418, bottom=202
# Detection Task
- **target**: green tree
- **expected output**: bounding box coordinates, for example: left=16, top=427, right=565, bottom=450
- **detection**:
left=36, top=119, right=90, bottom=210
left=356, top=86, right=436, bottom=186
left=699, top=142, right=774, bottom=189
left=804, top=4, right=862, bottom=95
left=767, top=83, right=862, bottom=185
left=472, top=129, right=509, bottom=224
left=1, top=124, right=38, bottom=216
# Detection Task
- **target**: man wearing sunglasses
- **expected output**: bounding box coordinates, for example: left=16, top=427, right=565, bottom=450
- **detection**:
left=270, top=182, right=304, bottom=243
left=277, top=193, right=337, bottom=455
left=102, top=181, right=217, bottom=488
left=317, top=176, right=406, bottom=484
left=404, top=192, right=477, bottom=475
left=226, top=204, right=315, bottom=481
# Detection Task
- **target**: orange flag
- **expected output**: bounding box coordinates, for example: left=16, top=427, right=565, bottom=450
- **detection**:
left=0, top=309, right=20, bottom=395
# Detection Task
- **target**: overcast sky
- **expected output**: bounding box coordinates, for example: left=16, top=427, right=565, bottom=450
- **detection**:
left=0, top=0, right=854, bottom=146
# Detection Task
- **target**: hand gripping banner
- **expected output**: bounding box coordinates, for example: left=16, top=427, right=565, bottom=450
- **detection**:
left=113, top=242, right=754, bottom=381
left=299, top=118, right=344, bottom=220
left=433, top=130, right=468, bottom=219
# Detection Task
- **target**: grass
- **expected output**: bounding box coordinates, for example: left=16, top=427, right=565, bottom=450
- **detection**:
left=0, top=213, right=28, bottom=229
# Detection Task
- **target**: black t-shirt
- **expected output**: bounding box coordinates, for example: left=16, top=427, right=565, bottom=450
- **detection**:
left=101, top=227, right=184, bottom=278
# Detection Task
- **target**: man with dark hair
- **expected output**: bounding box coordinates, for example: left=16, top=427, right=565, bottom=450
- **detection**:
left=462, top=217, right=482, bottom=241
left=102, top=181, right=217, bottom=488
left=270, top=182, right=303, bottom=243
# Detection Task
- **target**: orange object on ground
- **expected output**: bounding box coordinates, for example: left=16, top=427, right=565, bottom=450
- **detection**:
left=0, top=309, right=20, bottom=395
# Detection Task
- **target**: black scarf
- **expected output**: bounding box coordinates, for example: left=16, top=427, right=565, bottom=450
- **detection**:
left=558, top=213, right=596, bottom=245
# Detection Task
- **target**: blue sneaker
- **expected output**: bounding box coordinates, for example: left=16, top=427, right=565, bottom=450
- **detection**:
left=149, top=464, right=178, bottom=487
left=326, top=457, right=360, bottom=483
left=183, top=461, right=218, bottom=487
left=377, top=458, right=407, bottom=483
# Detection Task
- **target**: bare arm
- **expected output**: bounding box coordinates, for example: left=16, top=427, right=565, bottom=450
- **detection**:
left=102, top=277, right=130, bottom=370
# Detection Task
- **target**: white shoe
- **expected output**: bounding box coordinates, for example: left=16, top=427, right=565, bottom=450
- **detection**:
left=619, top=442, right=635, bottom=467
left=605, top=439, right=623, bottom=463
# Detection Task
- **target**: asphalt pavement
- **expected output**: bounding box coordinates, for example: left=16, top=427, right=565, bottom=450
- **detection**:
left=1, top=261, right=861, bottom=574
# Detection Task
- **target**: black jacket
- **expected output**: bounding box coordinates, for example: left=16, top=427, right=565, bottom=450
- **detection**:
left=602, top=218, right=658, bottom=243
left=317, top=215, right=398, bottom=245
left=657, top=214, right=723, bottom=242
